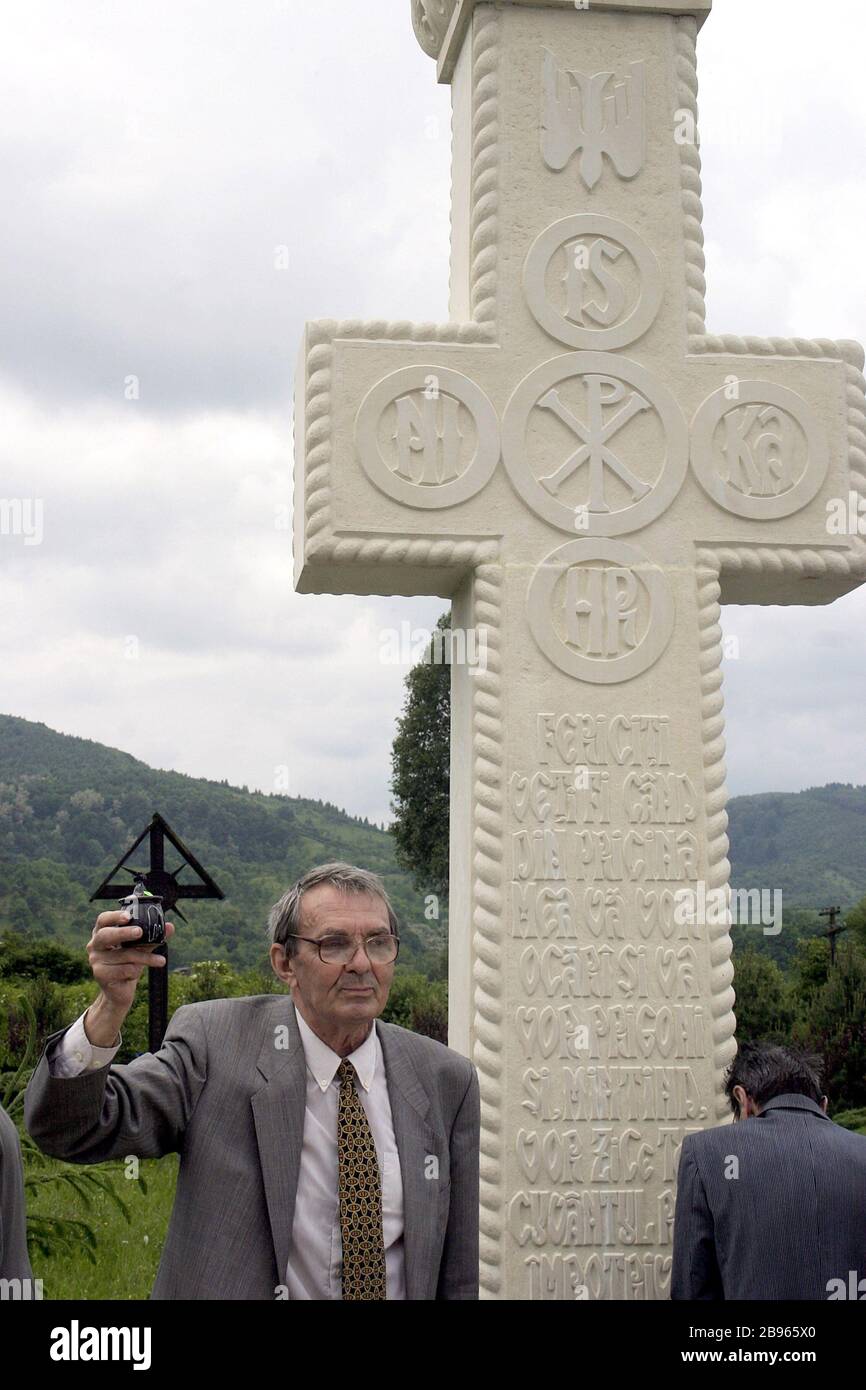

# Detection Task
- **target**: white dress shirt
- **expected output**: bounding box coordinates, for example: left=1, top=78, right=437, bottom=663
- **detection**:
left=49, top=1006, right=406, bottom=1299
left=288, top=1010, right=405, bottom=1300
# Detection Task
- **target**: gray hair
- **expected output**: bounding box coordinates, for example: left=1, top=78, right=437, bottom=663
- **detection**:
left=268, top=861, right=400, bottom=956
left=724, top=1042, right=824, bottom=1116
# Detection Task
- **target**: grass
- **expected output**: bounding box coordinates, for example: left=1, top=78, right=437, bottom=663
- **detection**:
left=27, top=1154, right=178, bottom=1299
left=834, top=1107, right=866, bottom=1135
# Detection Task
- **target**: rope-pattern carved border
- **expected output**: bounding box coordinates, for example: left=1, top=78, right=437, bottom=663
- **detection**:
left=465, top=562, right=505, bottom=1298
left=301, top=327, right=334, bottom=553
left=675, top=18, right=707, bottom=341
left=678, top=16, right=866, bottom=1118
left=694, top=553, right=737, bottom=1118
left=307, top=535, right=498, bottom=569
left=470, top=8, right=500, bottom=328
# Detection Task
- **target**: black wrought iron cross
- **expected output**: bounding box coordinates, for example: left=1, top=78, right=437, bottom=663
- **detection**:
left=91, top=812, right=224, bottom=1051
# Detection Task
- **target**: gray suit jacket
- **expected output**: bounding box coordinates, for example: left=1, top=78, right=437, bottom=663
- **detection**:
left=0, top=1102, right=34, bottom=1284
left=671, top=1093, right=866, bottom=1300
left=24, top=996, right=480, bottom=1300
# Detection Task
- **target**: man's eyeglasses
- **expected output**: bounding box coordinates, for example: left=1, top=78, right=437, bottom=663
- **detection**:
left=284, top=932, right=400, bottom=965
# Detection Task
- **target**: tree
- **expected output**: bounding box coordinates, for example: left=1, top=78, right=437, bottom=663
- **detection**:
left=0, top=932, right=90, bottom=984
left=382, top=971, right=448, bottom=1043
left=389, top=611, right=451, bottom=897
left=732, top=948, right=793, bottom=1043
left=791, top=936, right=831, bottom=1009
left=846, top=892, right=866, bottom=951
left=793, top=941, right=866, bottom=1113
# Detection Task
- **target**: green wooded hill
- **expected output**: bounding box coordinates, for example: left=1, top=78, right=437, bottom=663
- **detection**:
left=0, top=713, right=863, bottom=972
left=0, top=714, right=445, bottom=973
left=728, top=783, right=866, bottom=908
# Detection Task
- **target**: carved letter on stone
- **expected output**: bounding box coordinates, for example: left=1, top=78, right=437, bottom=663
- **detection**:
left=524, top=216, right=663, bottom=350
left=541, top=49, right=646, bottom=190
left=527, top=540, right=676, bottom=682
left=355, top=366, right=501, bottom=509
left=691, top=382, right=829, bottom=520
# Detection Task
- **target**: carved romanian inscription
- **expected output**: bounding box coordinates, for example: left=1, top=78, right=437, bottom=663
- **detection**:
left=509, top=711, right=708, bottom=1298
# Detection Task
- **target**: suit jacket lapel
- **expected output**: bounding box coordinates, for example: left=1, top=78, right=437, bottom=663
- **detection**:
left=378, top=1021, right=443, bottom=1301
left=251, top=1000, right=307, bottom=1285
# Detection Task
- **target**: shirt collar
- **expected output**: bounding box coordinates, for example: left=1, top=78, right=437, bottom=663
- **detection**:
left=294, top=1008, right=380, bottom=1093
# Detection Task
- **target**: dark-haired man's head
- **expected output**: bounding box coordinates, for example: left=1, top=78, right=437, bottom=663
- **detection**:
left=724, top=1043, right=827, bottom=1120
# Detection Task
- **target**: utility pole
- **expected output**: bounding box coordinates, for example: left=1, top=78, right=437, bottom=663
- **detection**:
left=818, top=905, right=847, bottom=967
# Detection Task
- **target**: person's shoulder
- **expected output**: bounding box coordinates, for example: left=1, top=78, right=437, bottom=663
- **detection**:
left=825, top=1117, right=866, bottom=1153
left=377, top=1020, right=475, bottom=1083
left=170, top=993, right=290, bottom=1031
left=679, top=1120, right=737, bottom=1160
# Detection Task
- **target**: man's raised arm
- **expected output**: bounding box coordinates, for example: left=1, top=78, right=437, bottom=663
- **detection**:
left=24, top=909, right=206, bottom=1162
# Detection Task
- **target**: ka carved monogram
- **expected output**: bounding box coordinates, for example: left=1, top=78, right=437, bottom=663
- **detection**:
left=691, top=382, right=828, bottom=521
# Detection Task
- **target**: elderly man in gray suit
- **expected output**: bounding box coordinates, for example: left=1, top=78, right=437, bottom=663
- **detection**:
left=25, top=862, right=480, bottom=1300
left=672, top=1042, right=866, bottom=1300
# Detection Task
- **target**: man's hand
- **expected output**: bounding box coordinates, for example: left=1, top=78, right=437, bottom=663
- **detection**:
left=83, top=911, right=176, bottom=1047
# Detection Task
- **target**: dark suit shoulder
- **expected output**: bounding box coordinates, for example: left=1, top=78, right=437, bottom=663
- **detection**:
left=377, top=1020, right=475, bottom=1084
left=680, top=1107, right=866, bottom=1163
left=822, top=1118, right=866, bottom=1156
left=678, top=1122, right=737, bottom=1164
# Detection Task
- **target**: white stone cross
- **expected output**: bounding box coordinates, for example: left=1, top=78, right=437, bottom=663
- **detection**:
left=294, top=0, right=866, bottom=1300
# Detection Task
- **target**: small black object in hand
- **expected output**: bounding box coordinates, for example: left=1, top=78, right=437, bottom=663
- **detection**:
left=119, top=878, right=167, bottom=948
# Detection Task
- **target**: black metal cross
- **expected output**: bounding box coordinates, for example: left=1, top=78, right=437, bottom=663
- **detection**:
left=91, top=812, right=224, bottom=1051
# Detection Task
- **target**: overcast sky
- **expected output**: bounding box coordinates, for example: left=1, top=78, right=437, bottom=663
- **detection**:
left=0, top=0, right=864, bottom=826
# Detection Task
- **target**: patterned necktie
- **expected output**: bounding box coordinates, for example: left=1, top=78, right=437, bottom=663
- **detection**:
left=336, top=1058, right=387, bottom=1300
